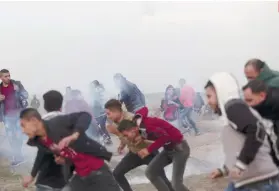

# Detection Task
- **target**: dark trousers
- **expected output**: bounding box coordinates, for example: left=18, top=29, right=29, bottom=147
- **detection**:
left=96, top=115, right=111, bottom=140
left=62, top=164, right=120, bottom=191
left=4, top=116, right=23, bottom=159
left=36, top=184, right=61, bottom=191
left=145, top=140, right=190, bottom=191
left=113, top=151, right=174, bottom=191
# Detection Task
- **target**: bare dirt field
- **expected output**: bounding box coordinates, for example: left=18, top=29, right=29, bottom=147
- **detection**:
left=0, top=118, right=229, bottom=191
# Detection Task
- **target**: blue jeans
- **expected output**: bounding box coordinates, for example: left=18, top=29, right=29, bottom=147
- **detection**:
left=85, top=121, right=102, bottom=144
left=179, top=108, right=199, bottom=134
left=4, top=116, right=24, bottom=159
left=225, top=176, right=279, bottom=191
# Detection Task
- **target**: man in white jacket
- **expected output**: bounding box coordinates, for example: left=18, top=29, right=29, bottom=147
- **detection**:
left=205, top=72, right=279, bottom=191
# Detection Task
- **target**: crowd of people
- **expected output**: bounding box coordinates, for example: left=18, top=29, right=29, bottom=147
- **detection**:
left=0, top=58, right=279, bottom=191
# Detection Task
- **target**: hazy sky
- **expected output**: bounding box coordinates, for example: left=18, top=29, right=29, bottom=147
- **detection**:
left=0, top=1, right=279, bottom=98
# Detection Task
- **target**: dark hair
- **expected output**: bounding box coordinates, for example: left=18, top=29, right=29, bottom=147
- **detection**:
left=92, top=80, right=100, bottom=86
left=20, top=108, right=42, bottom=120
left=118, top=119, right=137, bottom=132
left=0, top=69, right=9, bottom=74
left=113, top=73, right=124, bottom=81
left=105, top=99, right=122, bottom=111
left=204, top=80, right=214, bottom=89
left=245, top=59, right=265, bottom=72
left=179, top=78, right=186, bottom=84
left=242, top=79, right=268, bottom=93
left=165, top=85, right=177, bottom=100
left=43, top=90, right=63, bottom=112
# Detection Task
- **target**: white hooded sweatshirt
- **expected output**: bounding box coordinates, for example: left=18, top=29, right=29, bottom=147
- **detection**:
left=208, top=72, right=278, bottom=188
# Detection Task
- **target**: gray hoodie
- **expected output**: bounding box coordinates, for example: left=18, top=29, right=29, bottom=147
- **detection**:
left=209, top=72, right=278, bottom=188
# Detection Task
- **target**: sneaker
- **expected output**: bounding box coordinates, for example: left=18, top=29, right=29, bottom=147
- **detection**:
left=195, top=132, right=201, bottom=136
left=11, top=157, right=26, bottom=167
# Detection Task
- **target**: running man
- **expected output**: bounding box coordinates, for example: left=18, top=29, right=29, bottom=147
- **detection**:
left=113, top=73, right=146, bottom=113
left=205, top=72, right=279, bottom=191
left=23, top=90, right=66, bottom=191
left=30, top=94, right=40, bottom=109
left=178, top=78, right=199, bottom=135
left=118, top=107, right=190, bottom=191
left=20, top=108, right=120, bottom=191
left=90, top=80, right=112, bottom=145
left=105, top=99, right=174, bottom=191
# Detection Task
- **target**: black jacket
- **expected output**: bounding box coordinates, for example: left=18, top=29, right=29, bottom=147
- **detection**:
left=251, top=88, right=279, bottom=166
left=253, top=88, right=279, bottom=133
left=31, top=148, right=66, bottom=188
left=119, top=80, right=146, bottom=113
left=28, top=112, right=112, bottom=180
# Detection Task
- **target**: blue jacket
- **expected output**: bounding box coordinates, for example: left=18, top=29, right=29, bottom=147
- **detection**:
left=0, top=80, right=28, bottom=121
left=119, top=80, right=146, bottom=113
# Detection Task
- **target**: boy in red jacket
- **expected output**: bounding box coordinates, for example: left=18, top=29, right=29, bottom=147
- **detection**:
left=118, top=107, right=190, bottom=191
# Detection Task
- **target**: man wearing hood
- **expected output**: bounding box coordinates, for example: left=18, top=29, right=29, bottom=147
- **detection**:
left=205, top=72, right=279, bottom=190
left=244, top=59, right=279, bottom=88
left=113, top=73, right=146, bottom=114
left=118, top=107, right=190, bottom=191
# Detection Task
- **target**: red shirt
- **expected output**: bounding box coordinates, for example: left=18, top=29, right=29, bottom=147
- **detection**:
left=40, top=137, right=104, bottom=177
left=1, top=83, right=17, bottom=115
left=136, top=107, right=183, bottom=153
left=179, top=85, right=195, bottom=107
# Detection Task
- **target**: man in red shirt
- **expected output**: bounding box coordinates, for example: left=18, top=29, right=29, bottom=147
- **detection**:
left=118, top=107, right=190, bottom=191
left=178, top=78, right=200, bottom=135
left=20, top=108, right=120, bottom=191
left=0, top=69, right=28, bottom=166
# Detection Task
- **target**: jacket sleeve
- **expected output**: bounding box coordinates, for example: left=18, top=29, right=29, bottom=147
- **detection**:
left=17, top=81, right=29, bottom=99
left=61, top=112, right=92, bottom=134
left=225, top=101, right=264, bottom=170
left=30, top=149, right=47, bottom=178
left=119, top=90, right=129, bottom=104
left=146, top=118, right=173, bottom=153
left=135, top=107, right=148, bottom=119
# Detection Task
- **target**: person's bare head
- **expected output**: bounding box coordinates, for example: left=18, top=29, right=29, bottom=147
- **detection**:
left=105, top=99, right=123, bottom=123
left=66, top=86, right=71, bottom=94
left=242, top=80, right=268, bottom=107
left=179, top=78, right=186, bottom=88
left=20, top=108, right=44, bottom=138
left=0, top=69, right=11, bottom=85
left=244, top=59, right=265, bottom=81
left=43, top=90, right=63, bottom=112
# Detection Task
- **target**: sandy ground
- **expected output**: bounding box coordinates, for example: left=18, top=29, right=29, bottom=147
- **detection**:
left=0, top=117, right=229, bottom=191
